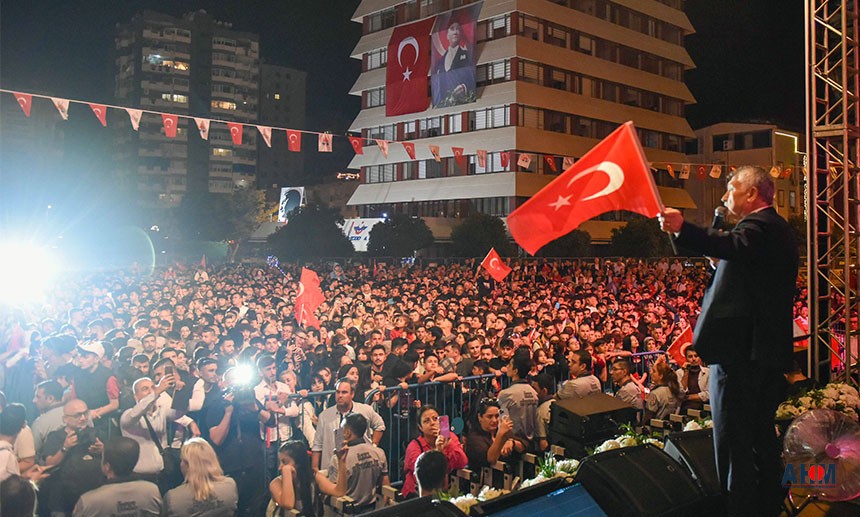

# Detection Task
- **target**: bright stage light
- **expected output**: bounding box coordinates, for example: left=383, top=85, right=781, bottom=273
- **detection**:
left=0, top=241, right=59, bottom=304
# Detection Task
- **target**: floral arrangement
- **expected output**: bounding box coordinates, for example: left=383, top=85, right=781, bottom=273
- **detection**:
left=592, top=423, right=664, bottom=454
left=442, top=485, right=510, bottom=514
left=683, top=418, right=713, bottom=432
left=776, top=383, right=860, bottom=421
left=520, top=453, right=580, bottom=488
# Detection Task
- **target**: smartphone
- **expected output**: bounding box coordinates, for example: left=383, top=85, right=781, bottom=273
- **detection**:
left=164, top=365, right=175, bottom=376
left=439, top=415, right=451, bottom=438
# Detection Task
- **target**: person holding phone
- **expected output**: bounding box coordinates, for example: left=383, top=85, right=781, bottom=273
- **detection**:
left=401, top=405, right=467, bottom=498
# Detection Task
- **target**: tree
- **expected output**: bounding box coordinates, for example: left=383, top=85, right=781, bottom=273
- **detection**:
left=451, top=213, right=510, bottom=257
left=224, top=187, right=267, bottom=262
left=609, top=216, right=674, bottom=257
left=536, top=229, right=592, bottom=257
left=367, top=215, right=434, bottom=257
left=267, top=203, right=354, bottom=260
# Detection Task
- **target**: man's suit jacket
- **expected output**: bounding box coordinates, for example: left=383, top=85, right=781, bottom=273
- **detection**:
left=675, top=207, right=798, bottom=371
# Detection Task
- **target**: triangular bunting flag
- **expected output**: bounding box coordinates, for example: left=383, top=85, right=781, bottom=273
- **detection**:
left=562, top=156, right=575, bottom=170
left=162, top=114, right=178, bottom=138
left=429, top=144, right=441, bottom=162
left=194, top=118, right=210, bottom=140
left=544, top=155, right=557, bottom=173
left=89, top=104, right=107, bottom=127
left=287, top=130, right=301, bottom=152
left=782, top=167, right=793, bottom=179
left=51, top=98, right=70, bottom=120
left=517, top=153, right=532, bottom=169
left=476, top=149, right=487, bottom=168
left=666, top=164, right=675, bottom=178
left=348, top=136, right=364, bottom=155
left=680, top=164, right=690, bottom=179
left=697, top=166, right=706, bottom=180
left=501, top=151, right=510, bottom=168
left=769, top=166, right=780, bottom=178
left=258, top=126, right=272, bottom=148
left=318, top=133, right=333, bottom=152
left=403, top=142, right=416, bottom=160
left=228, top=122, right=243, bottom=145
left=376, top=139, right=389, bottom=158
left=13, top=92, right=32, bottom=117
left=710, top=165, right=722, bottom=178
left=452, top=147, right=466, bottom=169
left=126, top=109, right=143, bottom=131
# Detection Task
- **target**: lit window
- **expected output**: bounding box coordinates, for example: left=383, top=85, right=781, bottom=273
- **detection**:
left=211, top=100, right=237, bottom=110
left=161, top=93, right=188, bottom=104
left=274, top=93, right=280, bottom=100
left=212, top=148, right=233, bottom=157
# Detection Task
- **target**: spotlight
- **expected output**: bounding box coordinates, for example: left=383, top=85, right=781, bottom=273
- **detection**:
left=0, top=241, right=58, bottom=304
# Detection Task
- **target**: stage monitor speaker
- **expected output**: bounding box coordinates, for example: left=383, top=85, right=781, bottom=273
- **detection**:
left=663, top=428, right=722, bottom=499
left=576, top=444, right=705, bottom=517
left=550, top=392, right=638, bottom=442
left=359, top=496, right=466, bottom=517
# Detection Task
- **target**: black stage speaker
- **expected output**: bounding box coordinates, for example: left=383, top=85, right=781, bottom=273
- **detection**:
left=576, top=444, right=705, bottom=517
left=359, top=496, right=466, bottom=517
left=663, top=429, right=722, bottom=499
left=550, top=392, right=638, bottom=442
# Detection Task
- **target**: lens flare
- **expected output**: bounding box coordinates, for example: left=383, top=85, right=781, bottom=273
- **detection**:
left=0, top=241, right=59, bottom=304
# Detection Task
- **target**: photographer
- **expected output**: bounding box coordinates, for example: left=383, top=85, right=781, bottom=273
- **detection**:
left=254, top=355, right=298, bottom=480
left=205, top=366, right=267, bottom=517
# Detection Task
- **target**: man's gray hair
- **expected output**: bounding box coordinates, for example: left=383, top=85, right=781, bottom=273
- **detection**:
left=732, top=166, right=774, bottom=204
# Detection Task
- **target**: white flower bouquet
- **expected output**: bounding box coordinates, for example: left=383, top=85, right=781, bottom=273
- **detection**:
left=776, top=383, right=860, bottom=422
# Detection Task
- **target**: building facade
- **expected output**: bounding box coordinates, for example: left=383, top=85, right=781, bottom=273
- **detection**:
left=114, top=10, right=260, bottom=205
left=684, top=122, right=805, bottom=226
left=346, top=0, right=697, bottom=244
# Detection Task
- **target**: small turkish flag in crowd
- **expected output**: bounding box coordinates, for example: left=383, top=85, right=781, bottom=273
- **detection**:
left=14, top=92, right=32, bottom=117
left=403, top=142, right=416, bottom=159
left=480, top=247, right=512, bottom=282
left=507, top=122, right=663, bottom=255
left=228, top=123, right=243, bottom=145
left=90, top=103, right=108, bottom=127
left=287, top=130, right=301, bottom=152
left=162, top=114, right=178, bottom=138
left=294, top=267, right=325, bottom=328
left=667, top=325, right=693, bottom=366
left=349, top=136, right=364, bottom=155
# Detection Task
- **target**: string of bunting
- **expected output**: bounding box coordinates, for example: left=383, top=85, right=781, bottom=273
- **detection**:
left=2, top=89, right=799, bottom=179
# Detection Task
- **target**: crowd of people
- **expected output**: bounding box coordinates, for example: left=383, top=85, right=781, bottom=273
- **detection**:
left=0, top=254, right=809, bottom=516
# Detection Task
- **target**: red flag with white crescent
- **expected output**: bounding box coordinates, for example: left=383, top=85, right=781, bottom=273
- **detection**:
left=90, top=103, right=107, bottom=127
left=429, top=144, right=441, bottom=162
left=667, top=325, right=693, bottom=366
left=13, top=92, right=32, bottom=117
left=545, top=155, right=558, bottom=173
left=287, top=130, right=301, bottom=152
left=126, top=109, right=143, bottom=131
left=666, top=164, right=675, bottom=179
left=403, top=142, right=416, bottom=160
left=697, top=166, right=706, bottom=180
left=294, top=267, right=325, bottom=328
left=476, top=149, right=487, bottom=168
left=348, top=136, right=364, bottom=155
left=506, top=122, right=663, bottom=255
left=52, top=98, right=70, bottom=120
left=194, top=118, right=210, bottom=140
left=318, top=133, right=333, bottom=153
left=228, top=122, right=243, bottom=145
left=162, top=114, right=178, bottom=138
left=452, top=147, right=465, bottom=169
left=376, top=139, right=389, bottom=158
left=258, top=126, right=272, bottom=148
left=782, top=167, right=793, bottom=179
left=386, top=18, right=435, bottom=116
left=501, top=151, right=510, bottom=168
left=480, top=247, right=512, bottom=282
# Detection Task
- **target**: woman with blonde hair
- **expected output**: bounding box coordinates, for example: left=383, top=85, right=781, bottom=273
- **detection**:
left=164, top=438, right=238, bottom=516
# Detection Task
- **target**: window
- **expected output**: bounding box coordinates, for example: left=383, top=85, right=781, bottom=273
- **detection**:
left=366, top=87, right=386, bottom=108
left=274, top=93, right=281, bottom=100
left=789, top=191, right=797, bottom=209
left=211, top=100, right=237, bottom=110
left=161, top=93, right=188, bottom=104
left=212, top=148, right=232, bottom=157
left=366, top=48, right=388, bottom=70
left=449, top=114, right=462, bottom=133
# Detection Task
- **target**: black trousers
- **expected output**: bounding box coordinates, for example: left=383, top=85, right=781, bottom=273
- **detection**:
left=709, top=363, right=787, bottom=516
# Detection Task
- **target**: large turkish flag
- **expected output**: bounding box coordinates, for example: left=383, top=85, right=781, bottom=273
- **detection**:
left=386, top=18, right=435, bottom=116
left=507, top=122, right=663, bottom=255
left=294, top=267, right=325, bottom=328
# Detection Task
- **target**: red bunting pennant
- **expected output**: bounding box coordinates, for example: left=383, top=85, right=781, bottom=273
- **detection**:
left=162, top=114, right=178, bottom=138
left=13, top=92, right=32, bottom=117
left=403, top=142, right=416, bottom=160
left=782, top=167, right=793, bottom=179
left=500, top=151, right=510, bottom=168
left=348, top=136, right=364, bottom=155
left=544, top=155, right=557, bottom=173
left=452, top=147, right=465, bottom=169
left=89, top=103, right=107, bottom=127
left=697, top=166, right=706, bottom=180
left=228, top=122, right=243, bottom=145
left=476, top=149, right=487, bottom=168
left=287, top=130, right=301, bottom=152
left=429, top=144, right=441, bottom=162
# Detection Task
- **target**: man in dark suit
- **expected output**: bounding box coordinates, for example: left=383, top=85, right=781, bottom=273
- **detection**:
left=660, top=166, right=798, bottom=516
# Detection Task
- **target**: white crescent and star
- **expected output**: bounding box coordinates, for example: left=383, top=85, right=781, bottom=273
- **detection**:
left=289, top=134, right=298, bottom=143
left=547, top=160, right=625, bottom=211
left=231, top=126, right=240, bottom=135
left=17, top=97, right=28, bottom=108
left=165, top=118, right=174, bottom=128
left=397, top=37, right=419, bottom=81
left=489, top=258, right=500, bottom=269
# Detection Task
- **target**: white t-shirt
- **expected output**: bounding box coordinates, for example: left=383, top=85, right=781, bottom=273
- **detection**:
left=0, top=439, right=20, bottom=482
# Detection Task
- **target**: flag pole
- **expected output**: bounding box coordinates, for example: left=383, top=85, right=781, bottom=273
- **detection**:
left=627, top=121, right=677, bottom=255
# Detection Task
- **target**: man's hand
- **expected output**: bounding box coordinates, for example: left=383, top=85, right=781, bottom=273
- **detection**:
left=658, top=208, right=684, bottom=234
left=189, top=422, right=201, bottom=437
left=89, top=438, right=104, bottom=454
left=62, top=429, right=78, bottom=451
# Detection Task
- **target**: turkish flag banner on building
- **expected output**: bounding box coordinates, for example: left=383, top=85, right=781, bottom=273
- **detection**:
left=480, top=247, right=512, bottom=282
left=697, top=166, right=706, bottom=180
left=126, top=109, right=143, bottom=131
left=349, top=136, right=364, bottom=155
left=507, top=122, right=664, bottom=255
left=452, top=147, right=466, bottom=169
left=258, top=126, right=272, bottom=148
left=90, top=103, right=108, bottom=127
left=194, top=118, right=210, bottom=140
left=52, top=98, right=70, bottom=120
left=228, top=123, right=243, bottom=145
left=403, top=141, right=416, bottom=159
left=501, top=151, right=510, bottom=168
left=476, top=149, right=487, bottom=168
left=545, top=155, right=557, bottom=173
left=294, top=267, right=326, bottom=328
left=287, top=130, right=301, bottom=152
left=666, top=164, right=675, bottom=178
left=13, top=92, right=32, bottom=117
left=667, top=325, right=693, bottom=366
left=429, top=144, right=441, bottom=162
left=782, top=167, right=793, bottom=179
left=162, top=114, right=178, bottom=138
left=386, top=17, right=435, bottom=116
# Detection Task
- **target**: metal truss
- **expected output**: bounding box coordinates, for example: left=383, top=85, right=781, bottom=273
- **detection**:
left=806, top=0, right=860, bottom=387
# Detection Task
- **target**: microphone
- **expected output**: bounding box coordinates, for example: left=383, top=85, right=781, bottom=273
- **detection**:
left=712, top=206, right=727, bottom=230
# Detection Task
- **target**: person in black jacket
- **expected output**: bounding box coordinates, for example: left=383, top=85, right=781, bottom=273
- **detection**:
left=660, top=166, right=798, bottom=516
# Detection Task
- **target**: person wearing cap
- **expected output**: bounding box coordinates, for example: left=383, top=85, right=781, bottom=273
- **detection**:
left=71, top=341, right=119, bottom=441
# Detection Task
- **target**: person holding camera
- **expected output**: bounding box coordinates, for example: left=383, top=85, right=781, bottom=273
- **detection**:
left=254, top=355, right=298, bottom=480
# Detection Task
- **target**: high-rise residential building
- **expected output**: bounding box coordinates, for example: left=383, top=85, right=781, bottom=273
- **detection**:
left=258, top=63, right=308, bottom=202
left=346, top=0, right=697, bottom=245
left=114, top=10, right=260, bottom=205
